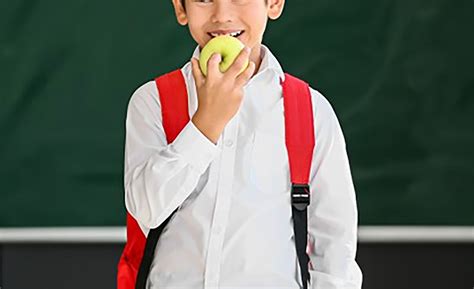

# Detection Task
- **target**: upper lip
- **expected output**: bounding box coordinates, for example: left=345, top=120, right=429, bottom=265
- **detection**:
left=208, top=29, right=244, bottom=34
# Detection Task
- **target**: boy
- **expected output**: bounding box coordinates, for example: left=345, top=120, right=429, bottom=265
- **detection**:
left=123, top=0, right=363, bottom=288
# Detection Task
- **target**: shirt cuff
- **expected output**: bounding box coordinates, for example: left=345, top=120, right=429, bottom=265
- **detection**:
left=169, top=120, right=221, bottom=175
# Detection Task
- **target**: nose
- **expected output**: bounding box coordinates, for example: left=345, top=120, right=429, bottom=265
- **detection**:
left=210, top=1, right=234, bottom=23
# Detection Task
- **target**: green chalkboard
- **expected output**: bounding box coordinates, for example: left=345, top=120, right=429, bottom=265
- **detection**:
left=1, top=0, right=473, bottom=227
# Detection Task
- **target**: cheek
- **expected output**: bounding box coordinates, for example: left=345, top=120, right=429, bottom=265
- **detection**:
left=243, top=12, right=267, bottom=35
left=187, top=22, right=206, bottom=42
left=185, top=13, right=207, bottom=37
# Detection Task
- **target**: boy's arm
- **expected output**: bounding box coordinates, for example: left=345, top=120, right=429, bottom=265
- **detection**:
left=307, top=89, right=363, bottom=289
left=124, top=81, right=220, bottom=233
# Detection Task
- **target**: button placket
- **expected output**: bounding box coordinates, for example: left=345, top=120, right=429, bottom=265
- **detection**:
left=204, top=115, right=240, bottom=289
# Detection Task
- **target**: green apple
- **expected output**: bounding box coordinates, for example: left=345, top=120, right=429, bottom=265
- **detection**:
left=199, top=35, right=249, bottom=77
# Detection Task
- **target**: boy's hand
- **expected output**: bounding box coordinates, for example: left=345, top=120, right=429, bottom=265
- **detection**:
left=190, top=47, right=256, bottom=144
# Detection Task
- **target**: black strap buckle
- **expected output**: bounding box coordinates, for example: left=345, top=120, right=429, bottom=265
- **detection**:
left=291, top=183, right=310, bottom=211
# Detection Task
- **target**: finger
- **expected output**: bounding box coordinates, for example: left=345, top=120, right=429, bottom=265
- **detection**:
left=207, top=53, right=222, bottom=80
left=225, top=46, right=251, bottom=79
left=190, top=57, right=204, bottom=87
left=235, top=60, right=256, bottom=87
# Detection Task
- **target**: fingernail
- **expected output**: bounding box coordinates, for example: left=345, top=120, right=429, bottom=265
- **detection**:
left=245, top=47, right=251, bottom=53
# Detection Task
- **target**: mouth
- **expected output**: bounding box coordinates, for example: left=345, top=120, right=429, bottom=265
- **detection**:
left=207, top=30, right=245, bottom=40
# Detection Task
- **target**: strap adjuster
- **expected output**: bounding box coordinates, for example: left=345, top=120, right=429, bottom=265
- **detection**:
left=291, top=183, right=310, bottom=211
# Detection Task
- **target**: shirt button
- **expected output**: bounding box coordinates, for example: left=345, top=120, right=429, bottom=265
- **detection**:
left=225, top=139, right=234, bottom=147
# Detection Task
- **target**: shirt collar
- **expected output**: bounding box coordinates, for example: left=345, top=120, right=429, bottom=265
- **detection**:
left=185, top=43, right=285, bottom=83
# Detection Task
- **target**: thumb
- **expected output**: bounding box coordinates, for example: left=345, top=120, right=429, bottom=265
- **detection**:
left=235, top=61, right=256, bottom=87
left=191, top=57, right=204, bottom=87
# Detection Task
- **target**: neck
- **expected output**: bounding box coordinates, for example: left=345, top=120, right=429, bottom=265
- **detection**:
left=249, top=44, right=263, bottom=78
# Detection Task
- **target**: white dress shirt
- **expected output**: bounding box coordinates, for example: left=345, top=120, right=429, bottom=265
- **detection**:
left=124, top=43, right=363, bottom=289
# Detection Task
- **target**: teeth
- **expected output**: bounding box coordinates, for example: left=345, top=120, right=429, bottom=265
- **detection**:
left=210, top=31, right=242, bottom=37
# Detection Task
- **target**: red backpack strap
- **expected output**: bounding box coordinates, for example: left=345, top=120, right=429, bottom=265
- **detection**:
left=156, top=70, right=191, bottom=142
left=117, top=69, right=189, bottom=289
left=281, top=73, right=315, bottom=186
left=281, top=72, right=315, bottom=289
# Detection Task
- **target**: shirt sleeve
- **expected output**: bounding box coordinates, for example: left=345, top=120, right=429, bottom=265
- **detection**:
left=124, top=80, right=221, bottom=234
left=307, top=88, right=363, bottom=289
